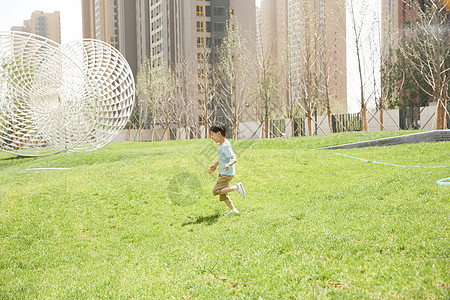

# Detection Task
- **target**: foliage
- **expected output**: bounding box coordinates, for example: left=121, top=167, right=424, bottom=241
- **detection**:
left=396, top=0, right=449, bottom=129
left=136, top=58, right=177, bottom=141
left=391, top=32, right=433, bottom=108
left=215, top=21, right=254, bottom=139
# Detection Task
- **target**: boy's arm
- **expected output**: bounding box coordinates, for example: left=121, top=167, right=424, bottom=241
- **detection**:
left=208, top=160, right=219, bottom=173
left=224, top=156, right=237, bottom=170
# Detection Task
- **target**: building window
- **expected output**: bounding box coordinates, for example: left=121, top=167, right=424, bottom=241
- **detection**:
left=197, top=52, right=205, bottom=63
left=197, top=21, right=204, bottom=32
left=196, top=5, right=204, bottom=16
left=198, top=68, right=205, bottom=79
left=198, top=83, right=205, bottom=94
left=197, top=37, right=204, bottom=48
left=214, top=22, right=225, bottom=32
left=213, top=6, right=226, bottom=16
left=199, top=115, right=205, bottom=126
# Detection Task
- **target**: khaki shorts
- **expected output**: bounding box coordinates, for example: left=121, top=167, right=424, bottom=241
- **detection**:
left=212, top=174, right=234, bottom=201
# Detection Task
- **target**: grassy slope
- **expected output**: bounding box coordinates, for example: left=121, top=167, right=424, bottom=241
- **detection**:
left=0, top=131, right=448, bottom=298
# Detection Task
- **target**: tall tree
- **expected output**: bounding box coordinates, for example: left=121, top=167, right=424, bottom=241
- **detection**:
left=347, top=0, right=374, bottom=131
left=153, top=64, right=177, bottom=141
left=216, top=21, right=253, bottom=139
left=197, top=37, right=217, bottom=138
left=175, top=55, right=196, bottom=140
left=136, top=58, right=158, bottom=141
left=256, top=55, right=278, bottom=138
left=283, top=41, right=299, bottom=137
left=398, top=0, right=449, bottom=129
left=254, top=12, right=278, bottom=139
left=296, top=1, right=321, bottom=136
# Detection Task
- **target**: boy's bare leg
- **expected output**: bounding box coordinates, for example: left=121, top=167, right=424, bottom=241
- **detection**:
left=217, top=188, right=239, bottom=214
left=224, top=196, right=235, bottom=210
left=219, top=187, right=234, bottom=194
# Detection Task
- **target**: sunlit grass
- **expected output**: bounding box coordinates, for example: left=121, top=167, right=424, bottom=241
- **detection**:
left=0, top=131, right=448, bottom=298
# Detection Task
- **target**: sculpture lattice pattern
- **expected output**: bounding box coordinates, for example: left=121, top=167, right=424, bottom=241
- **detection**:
left=0, top=31, right=135, bottom=156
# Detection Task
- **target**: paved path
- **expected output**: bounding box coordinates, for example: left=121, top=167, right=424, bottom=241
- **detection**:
left=316, top=130, right=450, bottom=150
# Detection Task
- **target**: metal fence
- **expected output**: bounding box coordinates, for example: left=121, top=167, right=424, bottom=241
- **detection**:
left=331, top=113, right=362, bottom=133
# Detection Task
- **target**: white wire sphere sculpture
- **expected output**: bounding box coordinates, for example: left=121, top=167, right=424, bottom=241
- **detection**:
left=0, top=32, right=135, bottom=156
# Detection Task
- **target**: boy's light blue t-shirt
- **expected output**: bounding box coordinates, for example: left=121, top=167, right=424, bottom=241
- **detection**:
left=217, top=139, right=235, bottom=176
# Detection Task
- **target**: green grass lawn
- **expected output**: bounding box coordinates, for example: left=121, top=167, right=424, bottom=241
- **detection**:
left=0, top=131, right=449, bottom=298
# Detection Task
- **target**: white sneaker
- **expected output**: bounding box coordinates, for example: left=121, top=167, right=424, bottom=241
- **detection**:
left=235, top=182, right=246, bottom=198
left=224, top=209, right=239, bottom=216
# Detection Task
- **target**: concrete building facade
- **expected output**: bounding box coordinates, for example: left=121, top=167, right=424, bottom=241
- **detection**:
left=82, top=0, right=120, bottom=49
left=82, top=0, right=138, bottom=77
left=287, top=0, right=347, bottom=114
left=259, top=0, right=346, bottom=114
left=381, top=0, right=424, bottom=56
left=260, top=0, right=288, bottom=105
left=146, top=0, right=256, bottom=126
left=82, top=0, right=256, bottom=128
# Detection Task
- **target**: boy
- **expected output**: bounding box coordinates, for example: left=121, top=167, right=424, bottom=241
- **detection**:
left=208, top=122, right=246, bottom=216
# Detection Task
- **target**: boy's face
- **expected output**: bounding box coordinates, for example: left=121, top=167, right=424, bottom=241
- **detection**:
left=211, top=131, right=222, bottom=143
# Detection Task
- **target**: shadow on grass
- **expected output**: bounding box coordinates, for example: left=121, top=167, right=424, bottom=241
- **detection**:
left=182, top=213, right=221, bottom=226
left=0, top=155, right=35, bottom=162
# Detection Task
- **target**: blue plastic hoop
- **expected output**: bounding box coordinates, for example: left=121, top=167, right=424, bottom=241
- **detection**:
left=436, top=178, right=450, bottom=185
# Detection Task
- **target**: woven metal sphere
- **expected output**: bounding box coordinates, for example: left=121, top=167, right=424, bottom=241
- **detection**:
left=0, top=32, right=135, bottom=156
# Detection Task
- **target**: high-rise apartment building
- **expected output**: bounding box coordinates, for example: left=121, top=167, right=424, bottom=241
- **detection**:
left=259, top=0, right=346, bottom=114
left=82, top=0, right=138, bottom=77
left=380, top=0, right=431, bottom=128
left=82, top=0, right=256, bottom=128
left=82, top=0, right=119, bottom=49
left=146, top=0, right=256, bottom=125
left=260, top=0, right=288, bottom=83
left=136, top=0, right=151, bottom=67
left=11, top=11, right=61, bottom=43
left=381, top=0, right=424, bottom=56
left=287, top=0, right=347, bottom=113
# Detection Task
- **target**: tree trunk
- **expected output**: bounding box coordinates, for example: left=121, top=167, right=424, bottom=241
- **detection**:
left=152, top=120, right=156, bottom=142
left=291, top=116, right=295, bottom=137
left=327, top=108, right=333, bottom=134
left=265, top=116, right=269, bottom=138
left=307, top=114, right=313, bottom=136
left=139, top=124, right=142, bottom=142
left=436, top=98, right=447, bottom=130
left=261, top=122, right=265, bottom=138
left=380, top=107, right=385, bottom=131
left=361, top=104, right=368, bottom=131
left=127, top=121, right=131, bottom=141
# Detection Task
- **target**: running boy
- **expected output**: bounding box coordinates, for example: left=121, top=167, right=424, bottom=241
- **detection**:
left=208, top=122, right=246, bottom=216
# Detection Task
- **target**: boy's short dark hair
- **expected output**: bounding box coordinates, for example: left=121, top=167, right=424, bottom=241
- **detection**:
left=210, top=122, right=226, bottom=136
